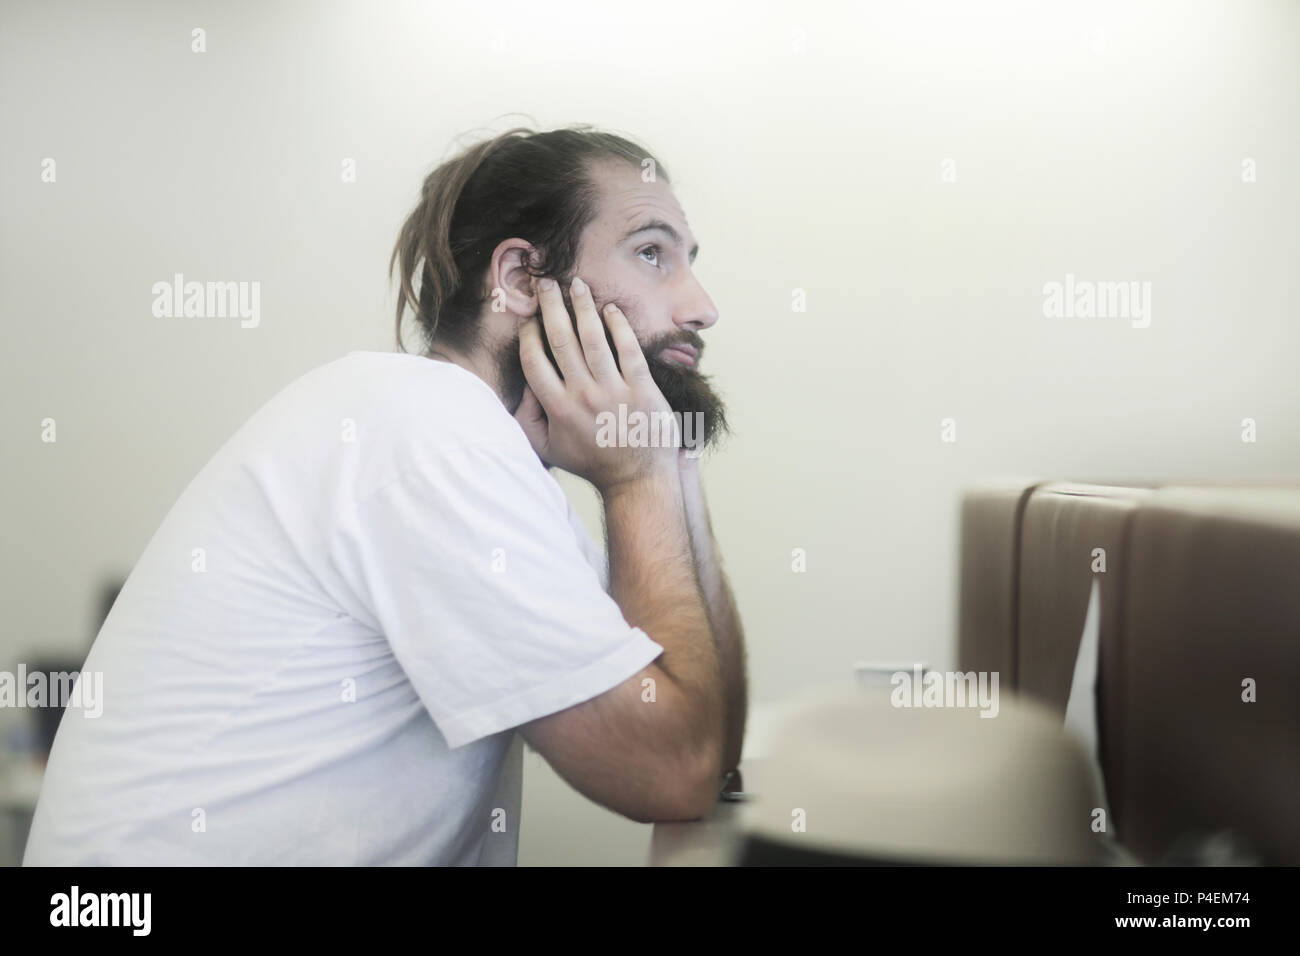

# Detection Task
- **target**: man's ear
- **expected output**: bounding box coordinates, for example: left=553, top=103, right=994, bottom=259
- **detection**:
left=487, top=239, right=542, bottom=318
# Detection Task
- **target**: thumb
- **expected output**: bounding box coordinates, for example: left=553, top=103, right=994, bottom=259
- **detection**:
left=513, top=384, right=550, bottom=460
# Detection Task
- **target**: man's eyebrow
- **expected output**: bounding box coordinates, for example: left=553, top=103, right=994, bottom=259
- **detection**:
left=620, top=219, right=699, bottom=262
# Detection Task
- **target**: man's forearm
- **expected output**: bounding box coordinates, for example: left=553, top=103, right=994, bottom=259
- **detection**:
left=679, top=459, right=748, bottom=775
left=600, top=469, right=725, bottom=780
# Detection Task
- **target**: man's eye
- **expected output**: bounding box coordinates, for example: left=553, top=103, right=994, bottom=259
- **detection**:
left=638, top=245, right=660, bottom=266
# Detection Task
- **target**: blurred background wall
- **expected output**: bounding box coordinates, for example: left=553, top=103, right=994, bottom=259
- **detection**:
left=2, top=0, right=1297, bottom=864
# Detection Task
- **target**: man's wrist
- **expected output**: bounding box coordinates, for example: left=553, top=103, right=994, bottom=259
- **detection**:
left=597, top=463, right=683, bottom=506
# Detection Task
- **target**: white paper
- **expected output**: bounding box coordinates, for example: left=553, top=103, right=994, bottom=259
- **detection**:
left=1063, top=576, right=1114, bottom=836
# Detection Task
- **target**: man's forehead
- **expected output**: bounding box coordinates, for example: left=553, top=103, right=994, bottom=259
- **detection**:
left=592, top=160, right=691, bottom=233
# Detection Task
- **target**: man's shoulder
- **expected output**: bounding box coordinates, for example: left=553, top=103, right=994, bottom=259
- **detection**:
left=225, top=351, right=537, bottom=506
left=319, top=350, right=497, bottom=404
left=309, top=352, right=551, bottom=497
left=310, top=350, right=524, bottom=448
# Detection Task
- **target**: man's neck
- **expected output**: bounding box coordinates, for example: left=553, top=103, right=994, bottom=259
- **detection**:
left=424, top=346, right=507, bottom=407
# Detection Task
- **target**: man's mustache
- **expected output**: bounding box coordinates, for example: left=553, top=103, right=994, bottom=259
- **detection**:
left=534, top=295, right=705, bottom=374
left=644, top=329, right=705, bottom=365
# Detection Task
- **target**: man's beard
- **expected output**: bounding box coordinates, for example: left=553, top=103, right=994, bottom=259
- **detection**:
left=496, top=327, right=730, bottom=455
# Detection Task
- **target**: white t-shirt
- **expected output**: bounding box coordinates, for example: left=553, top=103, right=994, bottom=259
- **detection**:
left=23, top=351, right=665, bottom=866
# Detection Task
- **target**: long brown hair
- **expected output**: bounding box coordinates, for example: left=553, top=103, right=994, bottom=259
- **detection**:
left=389, top=124, right=669, bottom=355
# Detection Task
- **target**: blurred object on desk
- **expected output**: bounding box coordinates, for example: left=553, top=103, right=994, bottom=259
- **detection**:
left=853, top=661, right=930, bottom=694
left=733, top=684, right=1109, bottom=866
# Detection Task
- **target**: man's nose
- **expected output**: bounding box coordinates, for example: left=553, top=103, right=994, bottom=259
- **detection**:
left=675, top=273, right=719, bottom=332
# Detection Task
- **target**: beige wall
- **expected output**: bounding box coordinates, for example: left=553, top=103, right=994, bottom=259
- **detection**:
left=2, top=0, right=1298, bottom=865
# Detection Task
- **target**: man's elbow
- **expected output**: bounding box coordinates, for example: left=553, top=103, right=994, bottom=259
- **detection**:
left=668, top=741, right=723, bottom=821
left=638, top=690, right=725, bottom=822
left=624, top=746, right=720, bottom=824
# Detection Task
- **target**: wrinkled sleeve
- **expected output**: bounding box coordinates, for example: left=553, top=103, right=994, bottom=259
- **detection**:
left=329, top=441, right=664, bottom=749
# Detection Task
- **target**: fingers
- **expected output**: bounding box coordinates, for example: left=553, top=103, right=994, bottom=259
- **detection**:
left=602, top=301, right=651, bottom=382
left=513, top=382, right=545, bottom=429
left=518, top=312, right=564, bottom=408
left=513, top=384, right=551, bottom=463
left=535, top=277, right=593, bottom=384
left=571, top=278, right=620, bottom=383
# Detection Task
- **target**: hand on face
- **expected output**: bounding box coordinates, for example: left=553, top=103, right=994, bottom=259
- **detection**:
left=514, top=275, right=680, bottom=493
